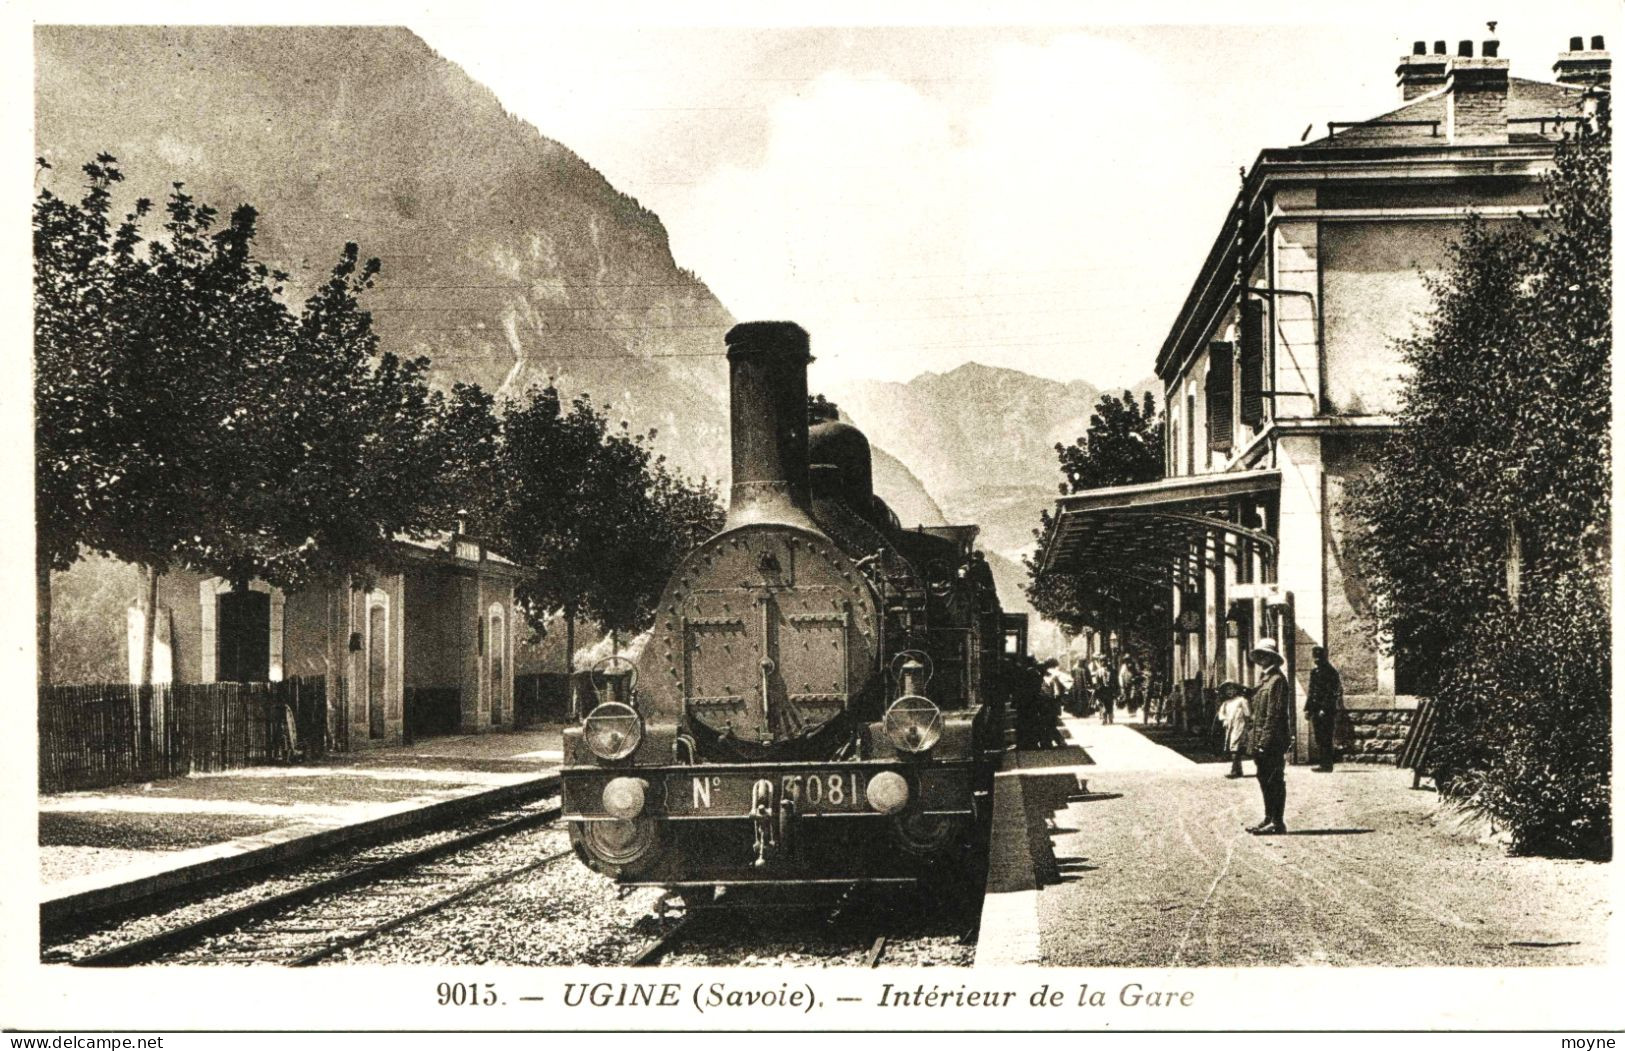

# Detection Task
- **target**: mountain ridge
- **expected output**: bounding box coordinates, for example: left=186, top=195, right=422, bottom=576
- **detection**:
left=36, top=24, right=1158, bottom=645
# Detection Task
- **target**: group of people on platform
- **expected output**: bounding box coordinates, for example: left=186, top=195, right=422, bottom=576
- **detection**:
left=1006, top=655, right=1068, bottom=750
left=1057, top=654, right=1158, bottom=725
left=1006, top=650, right=1172, bottom=749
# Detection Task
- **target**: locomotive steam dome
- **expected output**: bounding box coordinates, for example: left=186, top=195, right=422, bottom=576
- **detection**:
left=808, top=400, right=877, bottom=521
left=642, top=323, right=879, bottom=750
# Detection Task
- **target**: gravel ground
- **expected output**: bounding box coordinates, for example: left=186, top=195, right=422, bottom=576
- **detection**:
left=657, top=888, right=980, bottom=968
left=320, top=828, right=667, bottom=966
left=290, top=831, right=978, bottom=967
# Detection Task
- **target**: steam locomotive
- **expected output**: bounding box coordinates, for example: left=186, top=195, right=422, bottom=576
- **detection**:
left=561, top=321, right=1015, bottom=894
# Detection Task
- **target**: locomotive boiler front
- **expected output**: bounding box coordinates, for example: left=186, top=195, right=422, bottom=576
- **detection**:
left=563, top=321, right=989, bottom=884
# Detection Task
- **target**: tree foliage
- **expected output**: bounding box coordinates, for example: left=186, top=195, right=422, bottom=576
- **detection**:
left=1347, top=112, right=1610, bottom=856
left=34, top=156, right=494, bottom=678
left=469, top=387, right=723, bottom=667
left=1024, top=390, right=1166, bottom=642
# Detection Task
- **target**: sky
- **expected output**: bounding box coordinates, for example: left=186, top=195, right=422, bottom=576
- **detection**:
left=410, top=7, right=1618, bottom=389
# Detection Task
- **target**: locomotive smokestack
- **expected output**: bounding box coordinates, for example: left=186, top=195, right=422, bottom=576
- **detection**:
left=724, top=321, right=819, bottom=531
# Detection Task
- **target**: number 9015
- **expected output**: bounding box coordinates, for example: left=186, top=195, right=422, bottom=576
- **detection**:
left=437, top=982, right=498, bottom=1006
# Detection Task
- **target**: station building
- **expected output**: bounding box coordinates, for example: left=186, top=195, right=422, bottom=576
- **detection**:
left=1038, top=35, right=1609, bottom=761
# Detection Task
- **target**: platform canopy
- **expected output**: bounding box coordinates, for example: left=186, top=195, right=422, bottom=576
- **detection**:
left=1037, top=469, right=1281, bottom=591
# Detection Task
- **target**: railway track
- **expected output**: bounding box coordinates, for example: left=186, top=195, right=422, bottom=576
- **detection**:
left=53, top=798, right=563, bottom=966
left=47, top=803, right=971, bottom=967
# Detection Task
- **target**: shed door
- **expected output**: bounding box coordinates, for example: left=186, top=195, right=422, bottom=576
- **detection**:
left=217, top=591, right=270, bottom=683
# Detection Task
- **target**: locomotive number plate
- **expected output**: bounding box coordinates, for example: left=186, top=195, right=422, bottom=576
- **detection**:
left=668, top=771, right=869, bottom=816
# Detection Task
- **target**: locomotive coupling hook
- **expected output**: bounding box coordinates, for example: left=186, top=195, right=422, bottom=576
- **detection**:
left=751, top=778, right=776, bottom=867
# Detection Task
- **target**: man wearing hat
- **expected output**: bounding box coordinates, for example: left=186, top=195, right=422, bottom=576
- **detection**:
left=1305, top=646, right=1343, bottom=772
left=1246, top=637, right=1291, bottom=835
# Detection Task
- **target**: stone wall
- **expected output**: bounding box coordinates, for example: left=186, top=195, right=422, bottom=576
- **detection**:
left=1339, top=708, right=1414, bottom=764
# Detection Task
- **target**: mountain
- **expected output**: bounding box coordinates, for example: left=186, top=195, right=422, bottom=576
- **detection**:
left=36, top=25, right=737, bottom=479
left=826, top=363, right=1159, bottom=564
left=870, top=445, right=947, bottom=528
left=35, top=24, right=959, bottom=514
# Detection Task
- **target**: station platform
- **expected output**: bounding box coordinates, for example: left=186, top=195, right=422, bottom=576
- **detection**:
left=976, top=711, right=1607, bottom=967
left=38, top=728, right=563, bottom=925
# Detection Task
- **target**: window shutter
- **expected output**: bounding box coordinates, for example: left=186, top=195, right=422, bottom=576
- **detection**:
left=1238, top=299, right=1265, bottom=425
left=1206, top=342, right=1234, bottom=452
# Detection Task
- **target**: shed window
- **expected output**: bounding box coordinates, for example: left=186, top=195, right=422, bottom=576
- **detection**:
left=1239, top=299, right=1265, bottom=426
left=1206, top=342, right=1234, bottom=452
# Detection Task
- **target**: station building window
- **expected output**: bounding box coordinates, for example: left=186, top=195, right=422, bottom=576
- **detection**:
left=1239, top=299, right=1265, bottom=427
left=1206, top=342, right=1234, bottom=453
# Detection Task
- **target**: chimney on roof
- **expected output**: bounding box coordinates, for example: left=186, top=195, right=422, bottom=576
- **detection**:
left=1554, top=34, right=1611, bottom=89
left=1444, top=43, right=1511, bottom=144
left=1396, top=39, right=1449, bottom=100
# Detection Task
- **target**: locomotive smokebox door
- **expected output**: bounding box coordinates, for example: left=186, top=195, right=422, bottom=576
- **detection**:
left=672, top=528, right=876, bottom=745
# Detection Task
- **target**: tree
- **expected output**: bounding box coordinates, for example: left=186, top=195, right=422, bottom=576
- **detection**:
left=1347, top=110, right=1610, bottom=856
left=1055, top=390, right=1164, bottom=492
left=470, top=387, right=722, bottom=672
left=1024, top=390, right=1165, bottom=651
left=638, top=457, right=726, bottom=614
left=34, top=157, right=494, bottom=684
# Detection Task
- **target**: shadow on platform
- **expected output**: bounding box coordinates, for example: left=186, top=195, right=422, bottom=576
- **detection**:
left=1123, top=723, right=1229, bottom=764
left=1016, top=769, right=1123, bottom=888
left=1014, top=744, right=1095, bottom=769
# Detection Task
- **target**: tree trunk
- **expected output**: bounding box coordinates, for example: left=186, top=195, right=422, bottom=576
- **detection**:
left=139, top=566, right=159, bottom=686
left=564, top=608, right=576, bottom=675
left=137, top=566, right=160, bottom=773
left=35, top=555, right=52, bottom=688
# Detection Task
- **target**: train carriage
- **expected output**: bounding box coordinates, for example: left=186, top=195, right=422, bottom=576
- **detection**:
left=562, top=321, right=1014, bottom=892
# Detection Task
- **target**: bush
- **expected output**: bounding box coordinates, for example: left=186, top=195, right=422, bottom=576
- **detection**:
left=1431, top=572, right=1611, bottom=857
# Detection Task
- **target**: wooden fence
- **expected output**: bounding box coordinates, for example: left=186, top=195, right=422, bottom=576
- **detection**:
left=39, top=676, right=345, bottom=793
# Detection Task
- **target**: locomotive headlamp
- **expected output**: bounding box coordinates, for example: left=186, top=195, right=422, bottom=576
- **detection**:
left=883, top=695, right=943, bottom=753
left=602, top=777, right=649, bottom=820
left=866, top=770, right=910, bottom=815
left=583, top=701, right=643, bottom=761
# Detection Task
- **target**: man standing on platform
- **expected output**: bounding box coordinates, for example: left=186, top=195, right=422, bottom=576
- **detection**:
left=1305, top=646, right=1343, bottom=772
left=1096, top=658, right=1116, bottom=724
left=1070, top=657, right=1091, bottom=717
left=1246, top=638, right=1290, bottom=835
